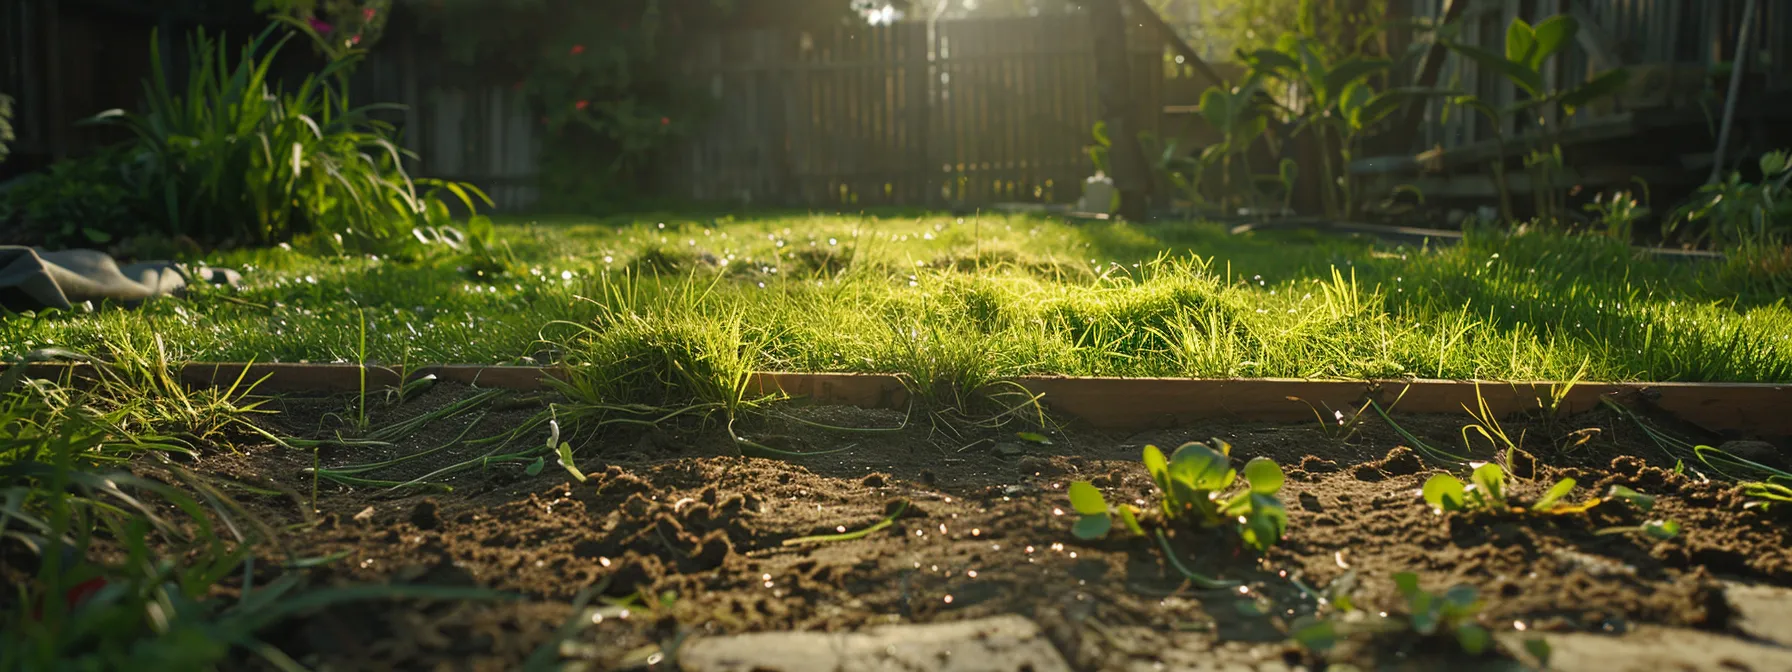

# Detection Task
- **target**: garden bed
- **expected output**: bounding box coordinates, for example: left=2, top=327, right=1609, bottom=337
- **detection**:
left=85, top=374, right=1792, bottom=671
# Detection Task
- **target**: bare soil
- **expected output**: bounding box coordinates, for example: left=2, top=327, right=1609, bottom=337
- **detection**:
left=171, top=385, right=1792, bottom=670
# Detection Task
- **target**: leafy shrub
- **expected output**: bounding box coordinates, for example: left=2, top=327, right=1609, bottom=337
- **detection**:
left=0, top=150, right=142, bottom=247
left=1671, top=150, right=1792, bottom=248
left=83, top=24, right=482, bottom=251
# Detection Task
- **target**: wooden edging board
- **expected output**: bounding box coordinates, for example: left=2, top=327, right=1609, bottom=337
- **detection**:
left=23, top=362, right=1792, bottom=440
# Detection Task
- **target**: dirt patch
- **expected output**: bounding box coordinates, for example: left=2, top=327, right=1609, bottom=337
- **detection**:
left=167, top=384, right=1792, bottom=670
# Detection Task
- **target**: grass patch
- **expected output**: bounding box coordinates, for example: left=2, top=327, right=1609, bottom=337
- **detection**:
left=3, top=212, right=1790, bottom=383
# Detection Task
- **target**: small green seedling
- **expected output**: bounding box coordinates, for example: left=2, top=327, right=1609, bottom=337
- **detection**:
left=1067, top=481, right=1144, bottom=540
left=1393, top=572, right=1491, bottom=655
left=1740, top=480, right=1792, bottom=511
left=1595, top=519, right=1681, bottom=539
left=1291, top=572, right=1548, bottom=661
left=1069, top=439, right=1288, bottom=552
left=1421, top=463, right=1599, bottom=515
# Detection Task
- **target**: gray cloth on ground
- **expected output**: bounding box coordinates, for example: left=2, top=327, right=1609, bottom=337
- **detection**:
left=0, top=246, right=241, bottom=313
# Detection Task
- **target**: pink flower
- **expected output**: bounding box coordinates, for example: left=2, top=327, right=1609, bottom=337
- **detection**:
left=575, top=100, right=590, bottom=110
left=350, top=34, right=362, bottom=45
left=660, top=117, right=670, bottom=126
left=569, top=44, right=586, bottom=55
left=308, top=17, right=333, bottom=34
left=363, top=7, right=377, bottom=21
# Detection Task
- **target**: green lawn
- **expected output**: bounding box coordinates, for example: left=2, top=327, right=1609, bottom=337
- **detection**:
left=5, top=212, right=1790, bottom=384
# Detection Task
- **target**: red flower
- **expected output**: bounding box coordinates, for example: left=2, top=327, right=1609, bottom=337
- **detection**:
left=569, top=44, right=586, bottom=55
left=575, top=100, right=590, bottom=110
left=363, top=7, right=377, bottom=20
left=660, top=116, right=670, bottom=125
left=31, top=577, right=108, bottom=621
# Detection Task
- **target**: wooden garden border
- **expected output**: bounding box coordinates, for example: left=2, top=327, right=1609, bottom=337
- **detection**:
left=23, top=362, right=1791, bottom=439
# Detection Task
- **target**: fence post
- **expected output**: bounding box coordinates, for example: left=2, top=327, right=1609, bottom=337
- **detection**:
left=1091, top=0, right=1152, bottom=220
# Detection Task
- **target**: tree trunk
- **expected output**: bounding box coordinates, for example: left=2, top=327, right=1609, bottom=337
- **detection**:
left=1091, top=0, right=1151, bottom=221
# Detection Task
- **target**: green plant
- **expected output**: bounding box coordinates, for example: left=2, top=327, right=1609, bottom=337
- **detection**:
left=1291, top=572, right=1525, bottom=658
left=0, top=150, right=141, bottom=247
left=1191, top=81, right=1271, bottom=211
left=1669, top=149, right=1792, bottom=248
left=87, top=24, right=484, bottom=252
left=1582, top=181, right=1651, bottom=239
left=1420, top=463, right=1601, bottom=514
left=1739, top=481, right=1792, bottom=511
left=1391, top=572, right=1492, bottom=654
left=1240, top=34, right=1446, bottom=218
left=1068, top=440, right=1288, bottom=553
left=1441, top=14, right=1632, bottom=224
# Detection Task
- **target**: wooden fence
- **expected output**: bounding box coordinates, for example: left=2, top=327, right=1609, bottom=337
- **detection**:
left=349, top=36, right=541, bottom=211
left=668, top=15, right=1166, bottom=208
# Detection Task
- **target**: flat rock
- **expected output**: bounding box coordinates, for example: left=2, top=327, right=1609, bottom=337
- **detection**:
left=1498, top=625, right=1792, bottom=672
left=677, top=615, right=1071, bottom=672
left=1724, top=580, right=1792, bottom=646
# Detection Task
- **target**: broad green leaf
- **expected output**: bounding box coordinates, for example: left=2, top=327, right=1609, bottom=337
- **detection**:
left=1471, top=463, right=1507, bottom=505
left=1169, top=441, right=1231, bottom=491
left=1422, top=473, right=1467, bottom=512
left=1143, top=445, right=1170, bottom=493
left=1505, top=17, right=1536, bottom=65
left=1072, top=513, right=1112, bottom=540
left=1642, top=519, right=1681, bottom=540
left=1528, top=14, right=1579, bottom=69
left=1068, top=481, right=1107, bottom=516
left=1296, top=40, right=1330, bottom=103
left=1359, top=87, right=1456, bottom=127
left=82, top=228, right=113, bottom=244
left=1169, top=479, right=1203, bottom=515
left=1118, top=505, right=1145, bottom=536
left=1210, top=437, right=1234, bottom=457
left=524, top=456, right=544, bottom=476
left=1240, top=494, right=1288, bottom=551
left=1243, top=48, right=1302, bottom=75
left=1339, top=80, right=1375, bottom=126
left=1199, top=87, right=1232, bottom=131
left=1392, top=571, right=1421, bottom=598
left=1447, top=42, right=1544, bottom=96
left=1409, top=591, right=1439, bottom=635
left=1532, top=477, right=1576, bottom=510
left=1243, top=457, right=1285, bottom=494
left=1524, top=638, right=1553, bottom=666
left=1455, top=622, right=1491, bottom=655
left=1016, top=431, right=1053, bottom=445
left=1323, top=57, right=1393, bottom=102
left=1290, top=617, right=1337, bottom=651
left=1606, top=484, right=1654, bottom=512
left=1440, top=584, right=1481, bottom=615
left=1761, top=150, right=1791, bottom=177
left=1559, top=67, right=1632, bottom=113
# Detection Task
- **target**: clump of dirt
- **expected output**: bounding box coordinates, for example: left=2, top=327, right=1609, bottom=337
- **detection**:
left=1349, top=445, right=1426, bottom=481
